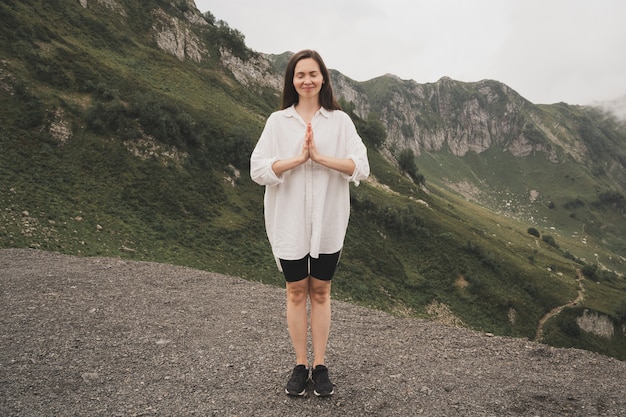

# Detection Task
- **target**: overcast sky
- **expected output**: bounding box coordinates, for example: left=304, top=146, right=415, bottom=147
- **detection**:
left=194, top=0, right=626, bottom=105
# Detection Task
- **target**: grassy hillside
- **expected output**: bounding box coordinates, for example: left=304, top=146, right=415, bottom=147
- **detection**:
left=1, top=0, right=625, bottom=359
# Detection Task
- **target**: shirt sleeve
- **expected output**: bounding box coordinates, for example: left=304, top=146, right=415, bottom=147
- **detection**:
left=341, top=113, right=370, bottom=186
left=250, top=114, right=283, bottom=186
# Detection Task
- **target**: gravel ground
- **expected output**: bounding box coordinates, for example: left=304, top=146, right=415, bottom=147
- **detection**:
left=1, top=248, right=625, bottom=417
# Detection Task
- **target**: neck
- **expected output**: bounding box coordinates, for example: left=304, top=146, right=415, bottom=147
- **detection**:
left=296, top=96, right=320, bottom=111
left=295, top=98, right=321, bottom=123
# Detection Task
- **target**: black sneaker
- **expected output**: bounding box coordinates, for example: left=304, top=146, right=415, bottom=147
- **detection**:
left=285, top=365, right=309, bottom=396
left=312, top=365, right=334, bottom=396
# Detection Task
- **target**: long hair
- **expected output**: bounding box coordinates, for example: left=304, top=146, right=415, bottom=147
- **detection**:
left=280, top=49, right=341, bottom=111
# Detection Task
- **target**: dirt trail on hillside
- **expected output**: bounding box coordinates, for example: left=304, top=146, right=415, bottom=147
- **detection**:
left=534, top=270, right=586, bottom=342
left=1, top=249, right=625, bottom=417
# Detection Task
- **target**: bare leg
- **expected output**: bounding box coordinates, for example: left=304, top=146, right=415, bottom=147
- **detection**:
left=286, top=278, right=310, bottom=366
left=309, top=277, right=331, bottom=368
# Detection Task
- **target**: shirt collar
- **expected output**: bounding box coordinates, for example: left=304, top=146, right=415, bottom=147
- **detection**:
left=283, top=105, right=298, bottom=118
left=283, top=105, right=332, bottom=119
left=318, top=107, right=332, bottom=118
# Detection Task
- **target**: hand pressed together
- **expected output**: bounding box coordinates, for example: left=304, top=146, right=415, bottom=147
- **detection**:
left=304, top=123, right=321, bottom=163
left=272, top=123, right=356, bottom=177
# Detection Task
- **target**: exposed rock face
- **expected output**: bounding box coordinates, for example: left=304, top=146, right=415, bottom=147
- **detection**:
left=331, top=71, right=371, bottom=118
left=576, top=309, right=615, bottom=339
left=220, top=51, right=282, bottom=91
left=79, top=1, right=209, bottom=63
left=49, top=108, right=72, bottom=144
left=181, top=0, right=208, bottom=26
left=151, top=8, right=207, bottom=63
left=0, top=61, right=15, bottom=95
left=123, top=134, right=188, bottom=167
left=372, top=77, right=540, bottom=158
left=183, top=9, right=208, bottom=26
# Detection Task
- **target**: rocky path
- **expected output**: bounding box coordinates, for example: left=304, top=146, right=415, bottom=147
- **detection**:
left=534, top=270, right=586, bottom=342
left=1, top=249, right=625, bottom=417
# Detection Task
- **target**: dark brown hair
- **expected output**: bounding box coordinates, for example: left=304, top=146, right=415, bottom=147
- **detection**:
left=280, top=49, right=341, bottom=111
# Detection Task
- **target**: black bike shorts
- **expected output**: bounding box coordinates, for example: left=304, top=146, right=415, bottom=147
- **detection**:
left=279, top=251, right=341, bottom=282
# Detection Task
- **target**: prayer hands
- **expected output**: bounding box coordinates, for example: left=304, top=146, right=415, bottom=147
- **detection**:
left=272, top=123, right=325, bottom=177
left=275, top=122, right=353, bottom=177
left=304, top=123, right=320, bottom=162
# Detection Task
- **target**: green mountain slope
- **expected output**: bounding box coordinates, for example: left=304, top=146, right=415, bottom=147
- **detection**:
left=1, top=0, right=624, bottom=359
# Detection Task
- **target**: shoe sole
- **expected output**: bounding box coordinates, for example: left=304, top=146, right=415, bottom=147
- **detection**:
left=313, top=388, right=334, bottom=397
left=285, top=388, right=307, bottom=396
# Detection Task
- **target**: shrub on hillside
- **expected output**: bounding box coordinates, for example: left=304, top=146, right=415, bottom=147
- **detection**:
left=13, top=81, right=45, bottom=128
left=541, top=234, right=559, bottom=249
left=615, top=300, right=626, bottom=322
left=134, top=95, right=197, bottom=147
left=563, top=198, right=585, bottom=210
left=360, top=114, right=387, bottom=149
left=85, top=101, right=131, bottom=134
left=202, top=11, right=216, bottom=25
left=340, top=101, right=386, bottom=149
left=557, top=315, right=581, bottom=337
left=593, top=191, right=625, bottom=211
left=208, top=126, right=255, bottom=169
left=527, top=227, right=540, bottom=237
left=582, top=264, right=619, bottom=284
left=398, top=148, right=425, bottom=186
left=215, top=21, right=250, bottom=60
left=581, top=264, right=597, bottom=280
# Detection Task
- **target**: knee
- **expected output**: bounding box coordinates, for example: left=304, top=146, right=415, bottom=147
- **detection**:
left=287, top=285, right=308, bottom=305
left=309, top=284, right=330, bottom=305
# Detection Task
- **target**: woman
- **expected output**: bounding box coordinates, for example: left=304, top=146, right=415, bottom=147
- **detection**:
left=250, top=49, right=369, bottom=396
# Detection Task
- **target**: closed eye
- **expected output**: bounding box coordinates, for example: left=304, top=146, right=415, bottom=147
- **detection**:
left=296, top=72, right=320, bottom=78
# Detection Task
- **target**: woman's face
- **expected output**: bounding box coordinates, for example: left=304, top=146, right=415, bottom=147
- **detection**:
left=293, top=58, right=324, bottom=100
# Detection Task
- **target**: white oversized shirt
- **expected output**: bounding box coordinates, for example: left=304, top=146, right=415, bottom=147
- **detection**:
left=250, top=105, right=370, bottom=266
